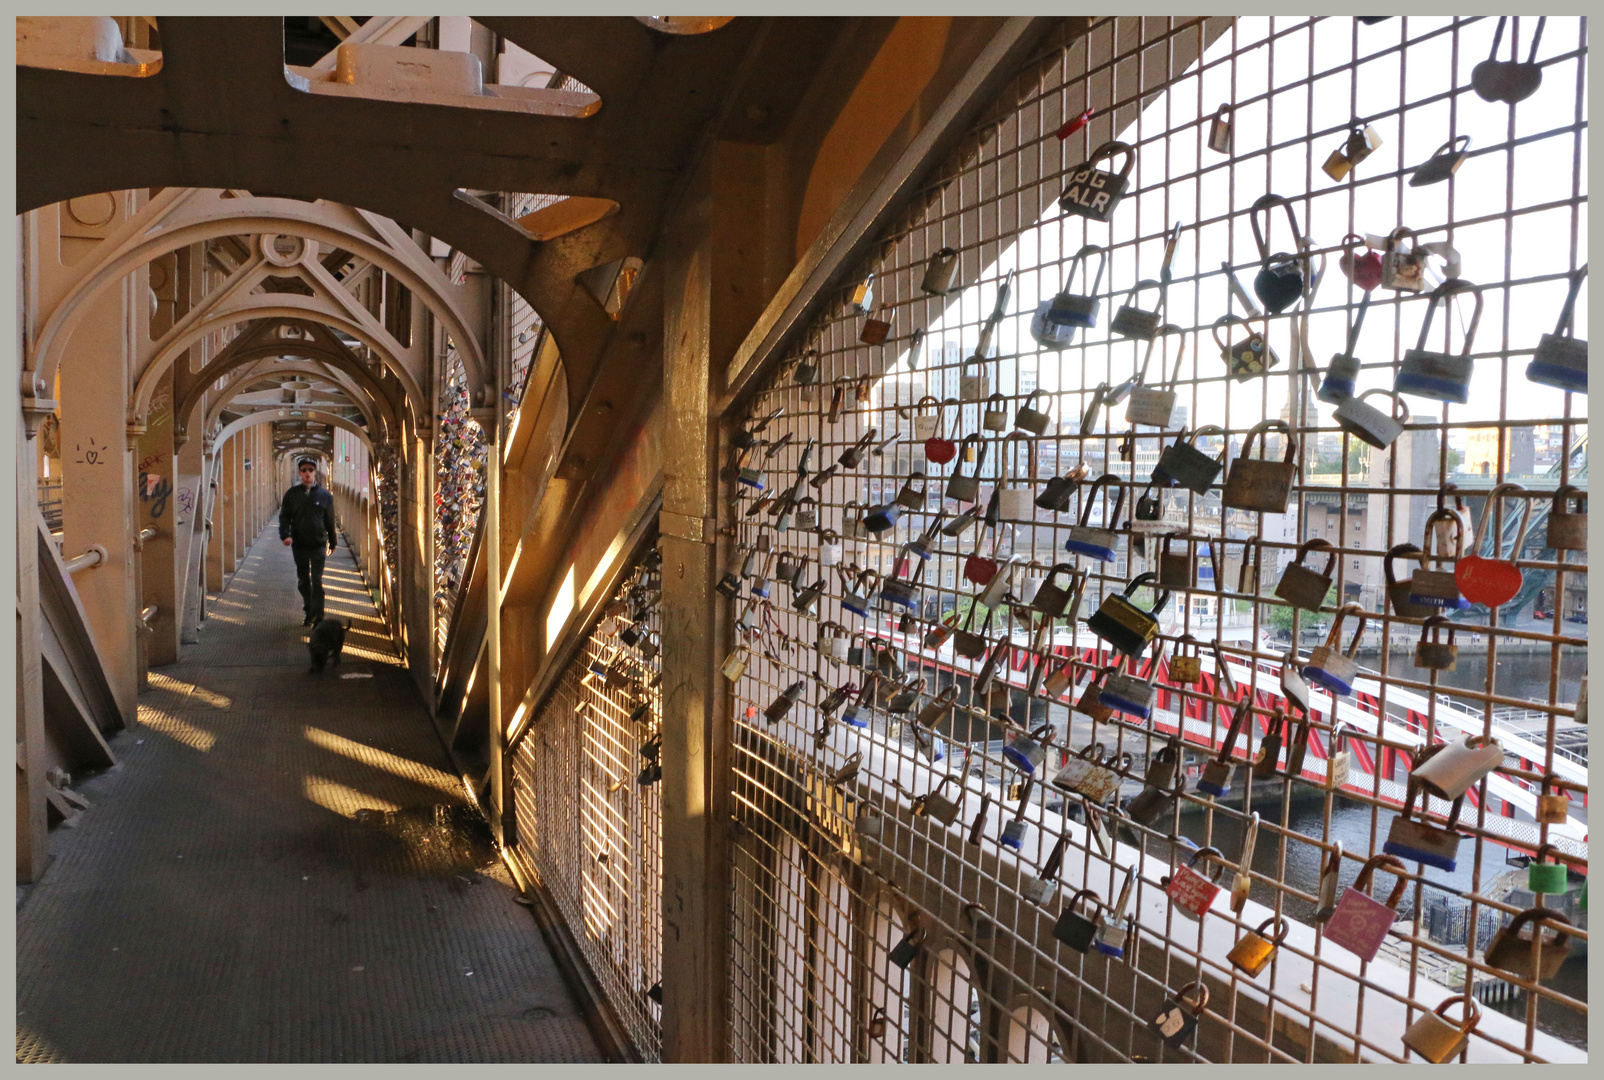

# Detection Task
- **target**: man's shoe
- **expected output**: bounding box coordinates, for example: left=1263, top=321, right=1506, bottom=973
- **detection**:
left=304, top=613, right=315, bottom=627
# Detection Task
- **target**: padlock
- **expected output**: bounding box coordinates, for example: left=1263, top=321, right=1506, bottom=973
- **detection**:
left=975, top=554, right=1022, bottom=610
left=1028, top=561, right=1080, bottom=619
left=1323, top=853, right=1408, bottom=962
left=958, top=357, right=991, bottom=401
left=1402, top=995, right=1480, bottom=1063
left=1457, top=483, right=1533, bottom=608
left=1312, top=842, right=1344, bottom=924
left=863, top=502, right=900, bottom=535
left=1304, top=604, right=1368, bottom=696
left=1033, top=244, right=1108, bottom=351
left=1003, top=724, right=1057, bottom=775
left=1409, top=508, right=1470, bottom=611
left=1472, top=15, right=1545, bottom=104
left=911, top=775, right=961, bottom=826
left=748, top=550, right=774, bottom=599
left=1126, top=741, right=1184, bottom=825
left=1036, top=461, right=1089, bottom=513
left=1284, top=709, right=1314, bottom=779
left=922, top=246, right=960, bottom=296
left=829, top=751, right=863, bottom=788
left=1251, top=707, right=1287, bottom=780
left=1126, top=324, right=1185, bottom=428
left=1410, top=134, right=1471, bottom=187
left=1207, top=101, right=1233, bottom=153
left=879, top=550, right=924, bottom=611
left=1063, top=474, right=1126, bottom=562
left=908, top=511, right=946, bottom=562
left=1528, top=264, right=1588, bottom=393
left=1249, top=195, right=1306, bottom=314
left=1338, top=231, right=1384, bottom=292
left=944, top=435, right=987, bottom=503
left=1152, top=425, right=1227, bottom=493
left=1384, top=769, right=1465, bottom=872
left=1157, top=533, right=1195, bottom=591
left=1321, top=122, right=1383, bottom=181
left=1412, top=615, right=1458, bottom=672
left=816, top=529, right=844, bottom=567
left=967, top=267, right=1015, bottom=364
left=730, top=405, right=784, bottom=450
left=915, top=684, right=959, bottom=730
left=892, top=471, right=928, bottom=512
left=790, top=348, right=819, bottom=387
left=1132, top=485, right=1165, bottom=531
left=1166, top=633, right=1201, bottom=684
left=1325, top=723, right=1355, bottom=790
left=1528, top=844, right=1569, bottom=893
left=1110, top=278, right=1164, bottom=341
left=1227, top=916, right=1288, bottom=979
left=720, top=644, right=750, bottom=681
left=1545, top=485, right=1586, bottom=551
left=1334, top=388, right=1410, bottom=450
left=1055, top=746, right=1131, bottom=803
left=1413, top=733, right=1504, bottom=803
left=1149, top=982, right=1209, bottom=1050
left=1013, top=388, right=1054, bottom=435
left=847, top=273, right=874, bottom=315
left=1395, top=279, right=1483, bottom=405
left=774, top=550, right=801, bottom=582
left=1221, top=419, right=1298, bottom=514
left=1533, top=769, right=1570, bottom=826
left=859, top=302, right=893, bottom=346
left=888, top=924, right=926, bottom=969
left=716, top=570, right=744, bottom=600
left=884, top=671, right=924, bottom=715
left=838, top=566, right=881, bottom=617
left=853, top=804, right=884, bottom=840
left=941, top=504, right=981, bottom=538
left=793, top=576, right=826, bottom=616
left=975, top=391, right=1007, bottom=434
left=1100, top=645, right=1162, bottom=720
left=793, top=496, right=820, bottom=531
left=1485, top=908, right=1573, bottom=983
left=951, top=603, right=994, bottom=660
left=1053, top=889, right=1105, bottom=952
left=1164, top=845, right=1225, bottom=919
left=818, top=680, right=857, bottom=720
left=1086, top=573, right=1171, bottom=657
left=1318, top=292, right=1370, bottom=404
left=905, top=394, right=942, bottom=446
left=1212, top=313, right=1280, bottom=381
left=1074, top=667, right=1117, bottom=724
left=1058, top=141, right=1135, bottom=222
left=1021, top=835, right=1069, bottom=905
left=764, top=680, right=806, bottom=725
left=1379, top=226, right=1427, bottom=293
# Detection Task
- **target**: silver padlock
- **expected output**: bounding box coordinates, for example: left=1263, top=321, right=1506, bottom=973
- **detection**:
left=1303, top=605, right=1368, bottom=697
left=1110, top=278, right=1164, bottom=341
left=1020, top=835, right=1069, bottom=905
left=1395, top=279, right=1483, bottom=405
left=1207, top=102, right=1232, bottom=153
left=1125, top=324, right=1185, bottom=428
left=1013, top=389, right=1054, bottom=435
left=1527, top=264, right=1588, bottom=394
left=1099, top=644, right=1162, bottom=720
left=1325, top=723, right=1355, bottom=790
left=1152, top=425, right=1226, bottom=494
left=1032, top=244, right=1106, bottom=349
left=1409, top=507, right=1470, bottom=611
left=1002, top=724, right=1056, bottom=776
left=1319, top=291, right=1370, bottom=404
left=818, top=529, right=843, bottom=566
left=921, top=246, right=960, bottom=296
left=1412, top=733, right=1504, bottom=803
left=1063, top=474, right=1125, bottom=562
left=944, top=435, right=987, bottom=503
left=1546, top=486, right=1587, bottom=550
left=912, top=775, right=962, bottom=826
left=1334, top=388, right=1410, bottom=449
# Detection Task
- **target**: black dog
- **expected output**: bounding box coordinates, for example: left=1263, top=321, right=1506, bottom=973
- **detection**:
left=308, top=617, right=351, bottom=673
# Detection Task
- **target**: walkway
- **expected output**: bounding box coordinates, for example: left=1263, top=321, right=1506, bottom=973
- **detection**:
left=16, top=523, right=603, bottom=1063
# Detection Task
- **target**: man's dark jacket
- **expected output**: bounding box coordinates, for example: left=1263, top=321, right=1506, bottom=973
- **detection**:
left=280, top=483, right=337, bottom=548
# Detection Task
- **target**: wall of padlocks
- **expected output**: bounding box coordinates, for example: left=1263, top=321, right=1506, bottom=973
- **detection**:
left=433, top=350, right=488, bottom=658
left=716, top=16, right=1585, bottom=1063
left=507, top=547, right=665, bottom=1061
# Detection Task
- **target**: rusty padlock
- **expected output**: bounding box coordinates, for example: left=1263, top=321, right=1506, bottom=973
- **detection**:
left=1226, top=916, right=1289, bottom=978
left=1221, top=419, right=1298, bottom=514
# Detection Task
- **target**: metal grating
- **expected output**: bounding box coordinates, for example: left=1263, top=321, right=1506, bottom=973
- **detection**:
left=720, top=16, right=1585, bottom=1064
left=508, top=550, right=665, bottom=1061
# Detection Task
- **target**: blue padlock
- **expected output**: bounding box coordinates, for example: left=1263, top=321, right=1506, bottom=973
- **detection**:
left=1098, top=642, right=1162, bottom=720
left=1303, top=604, right=1368, bottom=696
left=1394, top=279, right=1483, bottom=405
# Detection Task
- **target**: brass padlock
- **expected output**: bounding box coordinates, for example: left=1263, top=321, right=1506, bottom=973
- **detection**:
left=1413, top=615, right=1458, bottom=671
left=1086, top=573, right=1171, bottom=658
left=1546, top=485, right=1587, bottom=551
left=1168, top=633, right=1202, bottom=684
left=1321, top=122, right=1383, bottom=181
left=1535, top=775, right=1570, bottom=825
left=1485, top=908, right=1574, bottom=982
left=1401, top=995, right=1480, bottom=1063
left=1075, top=667, right=1117, bottom=724
left=1226, top=916, right=1288, bottom=979
left=1221, top=419, right=1298, bottom=514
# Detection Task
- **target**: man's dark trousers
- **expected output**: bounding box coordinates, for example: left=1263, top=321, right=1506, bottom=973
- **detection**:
left=292, top=542, right=327, bottom=619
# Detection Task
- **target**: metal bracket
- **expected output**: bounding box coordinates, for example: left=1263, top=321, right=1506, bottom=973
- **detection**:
left=659, top=510, right=716, bottom=545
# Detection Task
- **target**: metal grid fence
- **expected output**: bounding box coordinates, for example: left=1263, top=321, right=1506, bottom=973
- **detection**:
left=720, top=15, right=1585, bottom=1063
left=508, top=550, right=665, bottom=1060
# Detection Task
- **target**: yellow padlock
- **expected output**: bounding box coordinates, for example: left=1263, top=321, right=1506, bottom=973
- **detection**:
left=1226, top=915, right=1288, bottom=978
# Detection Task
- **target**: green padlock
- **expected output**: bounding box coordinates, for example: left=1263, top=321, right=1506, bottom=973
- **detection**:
left=1528, top=844, right=1568, bottom=895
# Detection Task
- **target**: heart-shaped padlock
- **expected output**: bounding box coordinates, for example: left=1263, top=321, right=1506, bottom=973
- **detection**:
left=1338, top=232, right=1383, bottom=292
left=1249, top=195, right=1306, bottom=314
left=1455, top=483, right=1532, bottom=607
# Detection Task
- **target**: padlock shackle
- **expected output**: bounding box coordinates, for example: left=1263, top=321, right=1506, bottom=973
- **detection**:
left=1175, top=981, right=1210, bottom=1013
left=1325, top=603, right=1369, bottom=656
left=1237, top=418, right=1298, bottom=465
left=1068, top=888, right=1105, bottom=916
left=1085, top=140, right=1135, bottom=180
left=1076, top=473, right=1126, bottom=529
left=1122, top=571, right=1173, bottom=617
left=1037, top=834, right=1069, bottom=883
left=1062, top=243, right=1108, bottom=296
left=1504, top=905, right=1573, bottom=946
left=1431, top=992, right=1480, bottom=1028
left=1552, top=263, right=1588, bottom=336
left=1293, top=537, right=1338, bottom=578
left=1119, top=276, right=1164, bottom=312
left=1470, top=482, right=1535, bottom=562
left=1384, top=542, right=1421, bottom=586
left=1211, top=638, right=1239, bottom=697
left=1420, top=614, right=1455, bottom=646
left=1353, top=853, right=1410, bottom=908
left=1188, top=844, right=1227, bottom=881
left=1420, top=507, right=1467, bottom=562
left=1487, top=14, right=1545, bottom=65
left=1551, top=483, right=1586, bottom=516
left=1352, top=387, right=1411, bottom=425
left=1413, top=278, right=1484, bottom=357
left=1249, top=193, right=1304, bottom=263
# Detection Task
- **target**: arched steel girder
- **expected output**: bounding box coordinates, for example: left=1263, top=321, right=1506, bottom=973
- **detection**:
left=216, top=408, right=371, bottom=456
left=131, top=295, right=426, bottom=445
left=174, top=319, right=400, bottom=446
left=27, top=189, right=483, bottom=416
left=202, top=359, right=381, bottom=446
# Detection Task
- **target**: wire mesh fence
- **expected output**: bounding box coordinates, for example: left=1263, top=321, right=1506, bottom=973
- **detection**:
left=718, top=15, right=1585, bottom=1063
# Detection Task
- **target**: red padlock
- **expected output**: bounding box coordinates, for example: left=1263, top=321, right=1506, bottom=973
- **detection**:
left=923, top=399, right=957, bottom=465
left=1165, top=845, right=1225, bottom=920
left=1338, top=232, right=1383, bottom=292
left=964, top=518, right=998, bottom=586
left=1456, top=483, right=1532, bottom=608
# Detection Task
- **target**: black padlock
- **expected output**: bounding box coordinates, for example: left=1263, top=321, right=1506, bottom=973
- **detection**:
left=764, top=681, right=805, bottom=724
left=1053, top=889, right=1106, bottom=952
left=1058, top=141, right=1135, bottom=223
left=888, top=925, right=926, bottom=969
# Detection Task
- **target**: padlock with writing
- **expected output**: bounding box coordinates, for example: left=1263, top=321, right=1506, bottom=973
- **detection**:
left=995, top=432, right=1036, bottom=520
left=1527, top=264, right=1588, bottom=393
left=764, top=681, right=806, bottom=725
left=1086, top=572, right=1171, bottom=657
left=1395, top=279, right=1483, bottom=405
left=1379, top=226, right=1427, bottom=293
left=1013, top=389, right=1054, bottom=435
left=1221, top=419, right=1298, bottom=514
left=1164, top=845, right=1225, bottom=919
left=1457, top=482, right=1532, bottom=608
left=1321, top=122, right=1382, bottom=181
left=1227, top=916, right=1288, bottom=979
left=1150, top=982, right=1209, bottom=1050
left=1152, top=425, right=1227, bottom=493
left=944, top=435, right=987, bottom=504
left=1057, top=747, right=1131, bottom=804
left=1126, top=324, right=1185, bottom=427
left=1111, top=278, right=1164, bottom=341
left=1304, top=604, right=1368, bottom=696
left=1324, top=722, right=1356, bottom=790
left=1485, top=908, right=1573, bottom=983
left=1401, top=995, right=1480, bottom=1063
left=1057, top=141, right=1134, bottom=223
left=716, top=569, right=744, bottom=600
left=1413, top=733, right=1504, bottom=803
left=1528, top=843, right=1569, bottom=893
left=1053, top=888, right=1105, bottom=952
left=922, top=246, right=960, bottom=296
left=1384, top=768, right=1465, bottom=871
left=980, top=391, right=1009, bottom=433
left=1100, top=644, right=1162, bottom=721
left=1213, top=313, right=1280, bottom=381
left=1021, top=834, right=1069, bottom=905
left=1249, top=194, right=1306, bottom=313
left=906, top=394, right=943, bottom=446
left=1168, top=633, right=1201, bottom=683
left=1335, top=388, right=1410, bottom=450
left=1546, top=485, right=1587, bottom=551
left=999, top=774, right=1036, bottom=850
left=1409, top=508, right=1470, bottom=610
left=1410, top=134, right=1471, bottom=187
left=1063, top=474, right=1125, bottom=562
left=1324, top=853, right=1409, bottom=961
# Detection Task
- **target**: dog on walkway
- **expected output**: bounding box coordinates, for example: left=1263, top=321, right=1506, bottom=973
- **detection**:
left=307, top=617, right=351, bottom=673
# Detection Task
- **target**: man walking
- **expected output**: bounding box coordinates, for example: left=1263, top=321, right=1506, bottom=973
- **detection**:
left=280, top=459, right=338, bottom=626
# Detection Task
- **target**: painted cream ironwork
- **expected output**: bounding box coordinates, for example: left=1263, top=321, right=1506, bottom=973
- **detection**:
left=719, top=16, right=1585, bottom=1063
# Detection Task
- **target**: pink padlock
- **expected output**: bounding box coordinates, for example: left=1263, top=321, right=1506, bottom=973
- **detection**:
left=1164, top=845, right=1225, bottom=920
left=1323, top=853, right=1409, bottom=962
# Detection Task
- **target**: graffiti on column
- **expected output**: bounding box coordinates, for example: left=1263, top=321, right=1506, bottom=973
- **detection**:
left=138, top=471, right=171, bottom=519
left=73, top=436, right=108, bottom=465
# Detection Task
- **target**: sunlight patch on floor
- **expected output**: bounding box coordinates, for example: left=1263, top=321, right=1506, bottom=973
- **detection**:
left=142, top=712, right=217, bottom=752
left=145, top=671, right=232, bottom=709
left=303, top=726, right=460, bottom=796
left=302, top=774, right=402, bottom=817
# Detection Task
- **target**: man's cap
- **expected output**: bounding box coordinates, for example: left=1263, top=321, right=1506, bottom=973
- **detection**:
left=297, top=459, right=317, bottom=470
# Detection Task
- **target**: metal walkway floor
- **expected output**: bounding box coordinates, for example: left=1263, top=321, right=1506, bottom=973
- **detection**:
left=17, top=524, right=603, bottom=1063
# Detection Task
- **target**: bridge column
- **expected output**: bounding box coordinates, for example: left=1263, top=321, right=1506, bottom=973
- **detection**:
left=205, top=439, right=224, bottom=595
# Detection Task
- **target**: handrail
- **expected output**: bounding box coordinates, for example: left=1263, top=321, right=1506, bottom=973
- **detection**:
left=61, top=545, right=107, bottom=574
